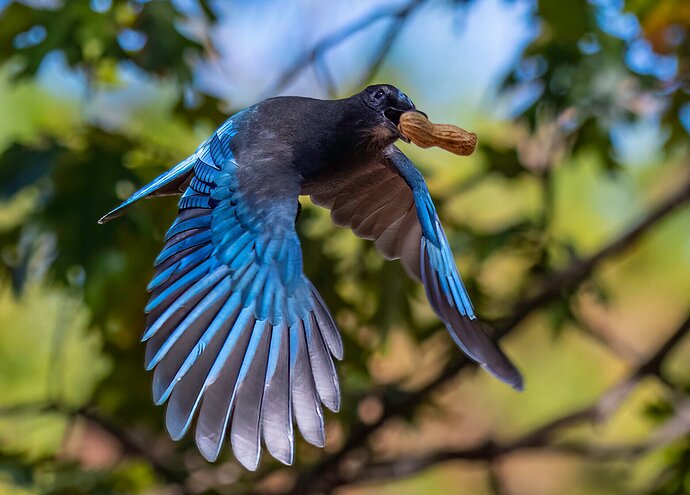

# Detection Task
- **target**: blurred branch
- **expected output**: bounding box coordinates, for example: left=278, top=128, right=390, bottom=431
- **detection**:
left=77, top=407, right=188, bottom=488
left=572, top=308, right=641, bottom=364
left=314, top=59, right=338, bottom=99
left=0, top=402, right=187, bottom=489
left=286, top=173, right=690, bottom=494
left=317, top=312, right=690, bottom=488
left=488, top=462, right=508, bottom=495
left=501, top=172, right=690, bottom=332
left=353, top=0, right=431, bottom=89
left=263, top=0, right=428, bottom=97
left=196, top=7, right=234, bottom=88
left=352, top=439, right=661, bottom=485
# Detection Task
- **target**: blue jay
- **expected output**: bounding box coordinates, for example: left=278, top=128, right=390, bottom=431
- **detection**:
left=100, top=84, right=522, bottom=470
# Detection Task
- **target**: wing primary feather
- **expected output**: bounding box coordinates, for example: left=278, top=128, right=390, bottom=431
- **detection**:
left=143, top=264, right=227, bottom=340
left=144, top=258, right=215, bottom=315
left=445, top=274, right=463, bottom=313
left=154, top=230, right=213, bottom=266
left=195, top=307, right=255, bottom=462
left=304, top=314, right=340, bottom=412
left=308, top=283, right=343, bottom=360
left=421, top=241, right=523, bottom=389
left=230, top=320, right=272, bottom=471
left=289, top=320, right=325, bottom=447
left=152, top=278, right=233, bottom=404
left=147, top=244, right=214, bottom=292
left=165, top=293, right=242, bottom=440
left=147, top=273, right=231, bottom=371
left=261, top=323, right=294, bottom=465
left=165, top=215, right=212, bottom=241
left=98, top=154, right=196, bottom=223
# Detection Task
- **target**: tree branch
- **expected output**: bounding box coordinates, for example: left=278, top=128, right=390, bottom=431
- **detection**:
left=263, top=0, right=428, bottom=97
left=314, top=58, right=338, bottom=99
left=500, top=173, right=690, bottom=332
left=286, top=173, right=690, bottom=494
left=573, top=313, right=640, bottom=363
left=76, top=407, right=188, bottom=488
left=353, top=0, right=428, bottom=89
left=323, top=312, right=690, bottom=487
left=352, top=441, right=651, bottom=485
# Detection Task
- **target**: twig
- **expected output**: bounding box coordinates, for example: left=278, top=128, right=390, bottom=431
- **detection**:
left=192, top=2, right=234, bottom=85
left=634, top=312, right=690, bottom=379
left=263, top=0, right=427, bottom=97
left=314, top=58, right=338, bottom=98
left=572, top=310, right=641, bottom=363
left=353, top=0, right=428, bottom=89
left=488, top=461, right=509, bottom=495
left=286, top=173, right=690, bottom=494
left=77, top=407, right=188, bottom=487
left=352, top=441, right=652, bottom=485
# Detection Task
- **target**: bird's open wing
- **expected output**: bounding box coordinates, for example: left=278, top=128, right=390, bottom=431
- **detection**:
left=129, top=128, right=342, bottom=469
left=307, top=145, right=522, bottom=390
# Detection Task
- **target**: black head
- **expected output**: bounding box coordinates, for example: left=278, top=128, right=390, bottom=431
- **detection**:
left=358, top=84, right=419, bottom=144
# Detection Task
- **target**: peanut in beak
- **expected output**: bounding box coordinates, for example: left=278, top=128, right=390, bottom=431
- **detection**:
left=398, top=111, right=477, bottom=156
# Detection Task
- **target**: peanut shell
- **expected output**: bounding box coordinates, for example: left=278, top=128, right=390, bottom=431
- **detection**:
left=398, top=111, right=477, bottom=156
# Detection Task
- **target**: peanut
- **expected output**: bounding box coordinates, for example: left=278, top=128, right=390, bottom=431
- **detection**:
left=398, top=111, right=477, bottom=156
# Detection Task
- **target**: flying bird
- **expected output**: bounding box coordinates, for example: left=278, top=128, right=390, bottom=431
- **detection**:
left=99, top=84, right=522, bottom=470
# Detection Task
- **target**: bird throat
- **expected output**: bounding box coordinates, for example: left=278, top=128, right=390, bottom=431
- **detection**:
left=366, top=124, right=400, bottom=152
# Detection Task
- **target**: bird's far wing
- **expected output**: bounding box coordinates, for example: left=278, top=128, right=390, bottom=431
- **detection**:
left=141, top=130, right=342, bottom=470
left=98, top=154, right=196, bottom=224
left=307, top=145, right=522, bottom=390
left=99, top=111, right=251, bottom=224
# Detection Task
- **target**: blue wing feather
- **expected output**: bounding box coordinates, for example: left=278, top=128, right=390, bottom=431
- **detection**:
left=164, top=292, right=243, bottom=440
left=147, top=274, right=232, bottom=371
left=147, top=244, right=214, bottom=291
left=104, top=114, right=342, bottom=469
left=154, top=230, right=213, bottom=266
left=144, top=258, right=217, bottom=314
left=194, top=306, right=255, bottom=462
left=164, top=214, right=213, bottom=241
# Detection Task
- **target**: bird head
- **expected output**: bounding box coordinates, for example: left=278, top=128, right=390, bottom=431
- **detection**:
left=357, top=84, right=423, bottom=148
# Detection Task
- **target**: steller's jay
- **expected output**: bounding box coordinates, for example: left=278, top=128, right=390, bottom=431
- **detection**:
left=100, top=84, right=522, bottom=470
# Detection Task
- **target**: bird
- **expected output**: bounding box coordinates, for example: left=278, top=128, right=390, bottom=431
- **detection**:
left=99, top=84, right=522, bottom=470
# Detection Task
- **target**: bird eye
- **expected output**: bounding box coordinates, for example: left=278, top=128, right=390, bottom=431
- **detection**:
left=373, top=89, right=385, bottom=100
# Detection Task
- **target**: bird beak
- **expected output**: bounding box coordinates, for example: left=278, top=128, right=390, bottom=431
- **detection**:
left=383, top=91, right=427, bottom=143
left=384, top=107, right=428, bottom=143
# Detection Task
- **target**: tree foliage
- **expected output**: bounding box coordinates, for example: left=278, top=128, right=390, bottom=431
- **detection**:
left=0, top=1, right=688, bottom=494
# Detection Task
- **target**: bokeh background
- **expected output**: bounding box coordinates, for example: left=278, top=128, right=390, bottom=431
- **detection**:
left=0, top=0, right=689, bottom=494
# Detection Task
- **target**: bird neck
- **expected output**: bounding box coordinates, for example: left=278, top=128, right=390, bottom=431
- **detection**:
left=333, top=101, right=398, bottom=162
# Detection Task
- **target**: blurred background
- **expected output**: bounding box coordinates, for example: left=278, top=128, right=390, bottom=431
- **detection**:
left=0, top=0, right=689, bottom=494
